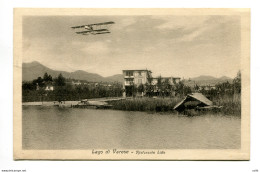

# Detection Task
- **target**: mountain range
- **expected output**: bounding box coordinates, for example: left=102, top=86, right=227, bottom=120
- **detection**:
left=22, top=61, right=233, bottom=84
left=184, top=75, right=233, bottom=86
left=22, top=61, right=124, bottom=83
left=189, top=75, right=232, bottom=81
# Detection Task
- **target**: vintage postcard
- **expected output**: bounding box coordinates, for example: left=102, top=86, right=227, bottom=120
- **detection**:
left=13, top=8, right=250, bottom=160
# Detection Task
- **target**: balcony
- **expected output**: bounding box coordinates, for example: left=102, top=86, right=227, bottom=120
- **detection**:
left=124, top=75, right=134, bottom=78
left=124, top=81, right=134, bottom=86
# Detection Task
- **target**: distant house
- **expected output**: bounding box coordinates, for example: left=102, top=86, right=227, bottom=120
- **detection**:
left=151, top=77, right=181, bottom=86
left=44, top=81, right=54, bottom=91
left=36, top=82, right=54, bottom=91
left=199, top=85, right=216, bottom=91
left=45, top=85, right=54, bottom=91
left=150, top=77, right=181, bottom=96
left=72, top=80, right=81, bottom=85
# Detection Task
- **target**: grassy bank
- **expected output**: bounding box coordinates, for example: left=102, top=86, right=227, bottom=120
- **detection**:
left=110, top=97, right=182, bottom=112
left=212, top=94, right=241, bottom=115
left=110, top=95, right=241, bottom=115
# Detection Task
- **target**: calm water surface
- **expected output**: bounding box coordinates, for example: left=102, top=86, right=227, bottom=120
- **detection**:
left=22, top=106, right=240, bottom=149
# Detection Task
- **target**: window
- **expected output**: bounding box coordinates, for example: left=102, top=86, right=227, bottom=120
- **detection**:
left=126, top=78, right=134, bottom=81
left=125, top=78, right=134, bottom=85
left=138, top=71, right=142, bottom=76
left=126, top=71, right=133, bottom=76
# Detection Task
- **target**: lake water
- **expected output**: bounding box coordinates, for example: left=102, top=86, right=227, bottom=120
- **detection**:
left=22, top=106, right=241, bottom=149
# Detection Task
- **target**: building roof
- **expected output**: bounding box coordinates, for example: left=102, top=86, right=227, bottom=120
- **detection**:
left=174, top=93, right=213, bottom=111
left=152, top=77, right=181, bottom=79
left=122, top=69, right=152, bottom=73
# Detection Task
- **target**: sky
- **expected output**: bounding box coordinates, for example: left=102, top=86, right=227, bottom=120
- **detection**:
left=23, top=15, right=241, bottom=78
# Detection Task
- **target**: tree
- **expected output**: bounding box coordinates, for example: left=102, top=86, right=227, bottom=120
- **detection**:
left=43, top=72, right=53, bottom=82
left=137, top=84, right=145, bottom=93
left=129, top=82, right=137, bottom=97
left=157, top=76, right=162, bottom=96
left=54, top=73, right=66, bottom=103
left=175, top=80, right=185, bottom=96
left=55, top=73, right=66, bottom=86
left=147, top=72, right=153, bottom=85
left=161, top=78, right=172, bottom=97
left=144, top=72, right=154, bottom=97
left=194, top=84, right=200, bottom=92
left=145, top=83, right=154, bottom=97
left=233, top=70, right=241, bottom=94
left=33, top=77, right=44, bottom=87
left=216, top=81, right=232, bottom=95
left=22, top=81, right=35, bottom=91
left=43, top=72, right=49, bottom=82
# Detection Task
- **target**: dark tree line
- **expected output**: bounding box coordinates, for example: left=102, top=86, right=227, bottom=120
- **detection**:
left=195, top=71, right=241, bottom=99
left=125, top=71, right=241, bottom=99
left=126, top=76, right=192, bottom=98
left=22, top=73, right=123, bottom=102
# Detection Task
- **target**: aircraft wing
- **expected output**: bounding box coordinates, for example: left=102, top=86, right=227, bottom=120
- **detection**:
left=89, top=21, right=115, bottom=26
left=75, top=30, right=92, bottom=34
left=71, top=21, right=115, bottom=29
left=93, top=32, right=111, bottom=35
left=71, top=25, right=86, bottom=29
left=92, top=29, right=109, bottom=32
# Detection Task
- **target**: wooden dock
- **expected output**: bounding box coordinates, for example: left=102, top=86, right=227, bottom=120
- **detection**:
left=22, top=97, right=126, bottom=109
left=72, top=97, right=126, bottom=109
left=81, top=97, right=126, bottom=102
left=71, top=104, right=113, bottom=109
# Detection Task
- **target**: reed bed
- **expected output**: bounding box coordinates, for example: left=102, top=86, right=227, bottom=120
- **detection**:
left=110, top=97, right=182, bottom=112
left=110, top=95, right=241, bottom=116
left=212, top=94, right=241, bottom=115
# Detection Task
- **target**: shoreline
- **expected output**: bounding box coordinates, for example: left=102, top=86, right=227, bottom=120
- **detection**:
left=22, top=97, right=127, bottom=106
left=22, top=96, right=241, bottom=116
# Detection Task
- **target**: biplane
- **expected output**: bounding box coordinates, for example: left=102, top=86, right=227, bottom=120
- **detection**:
left=71, top=21, right=115, bottom=35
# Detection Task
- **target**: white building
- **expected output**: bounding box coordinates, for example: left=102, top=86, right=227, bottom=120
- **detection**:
left=45, top=85, right=54, bottom=91
left=122, top=69, right=152, bottom=97
left=122, top=69, right=181, bottom=97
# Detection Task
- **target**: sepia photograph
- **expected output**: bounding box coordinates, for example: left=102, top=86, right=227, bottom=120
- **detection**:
left=13, top=8, right=250, bottom=160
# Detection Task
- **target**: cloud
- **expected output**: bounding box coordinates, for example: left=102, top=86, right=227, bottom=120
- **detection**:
left=155, top=16, right=209, bottom=30
left=79, top=41, right=110, bottom=55
left=119, top=18, right=137, bottom=28
left=154, top=16, right=211, bottom=43
left=175, top=27, right=208, bottom=42
left=22, top=15, right=240, bottom=78
left=156, top=16, right=239, bottom=43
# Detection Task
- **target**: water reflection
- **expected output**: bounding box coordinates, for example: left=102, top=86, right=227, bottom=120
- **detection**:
left=22, top=106, right=240, bottom=149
